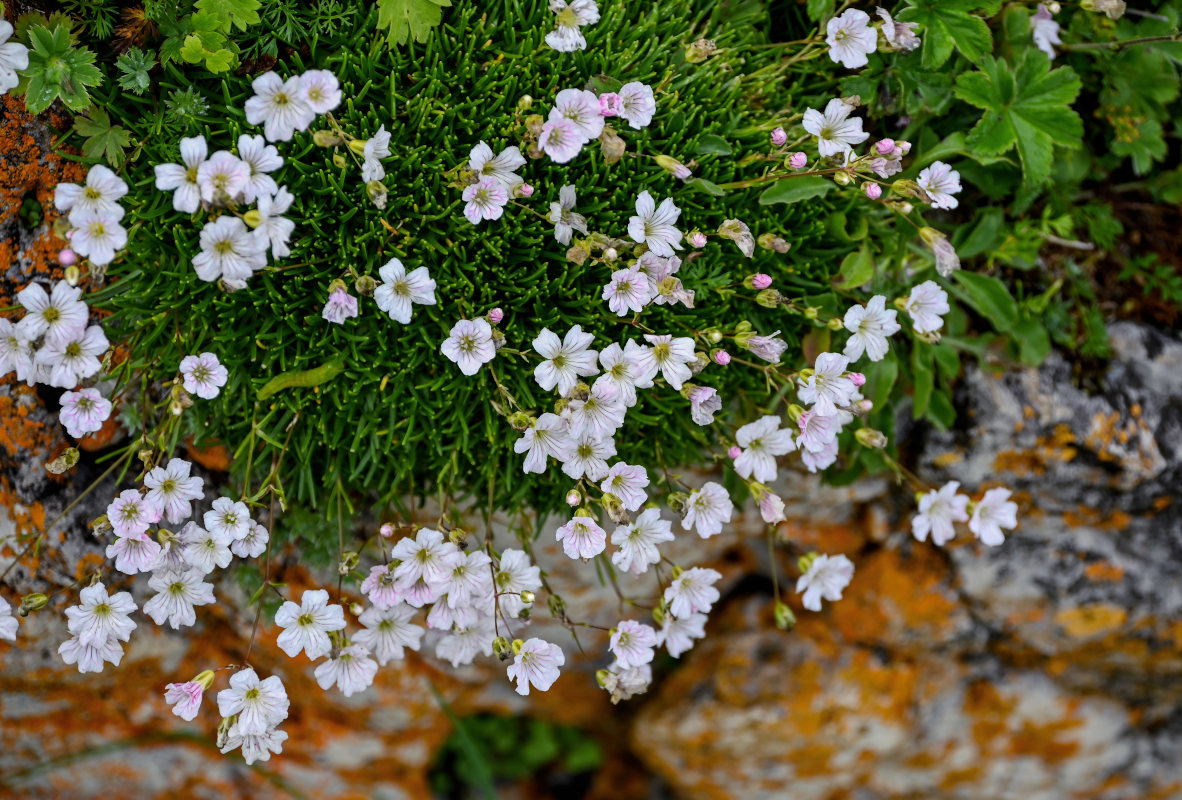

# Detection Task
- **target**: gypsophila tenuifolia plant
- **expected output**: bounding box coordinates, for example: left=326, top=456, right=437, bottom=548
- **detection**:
left=1, top=0, right=1178, bottom=769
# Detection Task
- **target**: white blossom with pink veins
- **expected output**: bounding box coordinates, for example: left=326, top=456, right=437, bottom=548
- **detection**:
left=274, top=589, right=346, bottom=660
left=507, top=638, right=565, bottom=695
left=733, top=415, right=796, bottom=482
left=315, top=645, right=379, bottom=697
left=663, top=567, right=722, bottom=619
left=609, top=620, right=658, bottom=669
left=556, top=515, right=608, bottom=559
left=681, top=482, right=733, bottom=538
left=216, top=668, right=289, bottom=735
left=796, top=554, right=855, bottom=611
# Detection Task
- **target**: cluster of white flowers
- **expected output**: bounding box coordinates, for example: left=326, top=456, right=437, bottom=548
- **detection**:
left=912, top=482, right=1019, bottom=547
left=825, top=7, right=919, bottom=70
left=545, top=0, right=600, bottom=52
left=56, top=166, right=129, bottom=268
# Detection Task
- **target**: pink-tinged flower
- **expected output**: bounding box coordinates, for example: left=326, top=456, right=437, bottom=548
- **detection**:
left=798, top=410, right=840, bottom=454
left=663, top=566, right=722, bottom=619
left=274, top=589, right=346, bottom=660
left=734, top=415, right=796, bottom=482
left=180, top=521, right=233, bottom=574
left=515, top=413, right=573, bottom=474
left=545, top=0, right=600, bottom=52
left=362, top=125, right=391, bottom=182
left=618, top=81, right=656, bottom=129
left=603, top=266, right=655, bottom=316
left=322, top=286, right=359, bottom=325
left=969, top=488, right=1018, bottom=546
left=658, top=611, right=706, bottom=658
left=600, top=660, right=652, bottom=704
left=754, top=484, right=787, bottom=524
left=876, top=8, right=920, bottom=52
left=609, top=620, right=657, bottom=669
left=801, top=438, right=840, bottom=473
left=628, top=191, right=682, bottom=257
left=770, top=127, right=787, bottom=146
left=298, top=68, right=342, bottom=114
left=797, top=352, right=856, bottom=416
left=533, top=325, right=599, bottom=396
left=796, top=554, right=854, bottom=611
left=193, top=215, right=266, bottom=287
left=864, top=183, right=882, bottom=200
left=843, top=295, right=901, bottom=363
left=905, top=280, right=950, bottom=335
left=599, top=92, right=622, bottom=117
left=375, top=258, right=436, bottom=324
left=740, top=332, right=789, bottom=364
left=507, top=638, right=565, bottom=696
left=687, top=385, right=721, bottom=426
left=917, top=161, right=962, bottom=210
left=179, top=352, right=228, bottom=400
left=143, top=568, right=216, bottom=628
left=802, top=98, right=869, bottom=158
left=440, top=318, right=496, bottom=376
left=549, top=184, right=589, bottom=245
left=145, top=458, right=204, bottom=526
left=468, top=141, right=526, bottom=190
left=713, top=349, right=731, bottom=366
left=59, top=388, right=112, bottom=439
left=64, top=582, right=137, bottom=648
left=107, top=533, right=163, bottom=575
left=564, top=383, right=625, bottom=441
left=1031, top=4, right=1061, bottom=59
left=727, top=445, right=742, bottom=460
left=876, top=139, right=895, bottom=155
left=681, top=482, right=733, bottom=539
left=752, top=273, right=773, bottom=290
left=594, top=340, right=651, bottom=407
left=107, top=489, right=162, bottom=538
left=789, top=151, right=808, bottom=169
left=361, top=563, right=403, bottom=609
left=688, top=231, right=707, bottom=248
left=196, top=150, right=249, bottom=205
left=600, top=462, right=649, bottom=511
left=164, top=671, right=214, bottom=721
left=518, top=183, right=535, bottom=198
left=550, top=88, right=605, bottom=141
left=154, top=136, right=209, bottom=213
left=204, top=496, right=251, bottom=542
left=36, top=324, right=109, bottom=388
left=640, top=252, right=694, bottom=308
left=826, top=8, right=877, bottom=69
left=611, top=508, right=673, bottom=576
left=244, top=71, right=315, bottom=142
left=913, top=481, right=970, bottom=546
left=556, top=514, right=607, bottom=560
left=216, top=668, right=289, bottom=735
left=391, top=527, right=462, bottom=587
left=354, top=603, right=424, bottom=665
left=59, top=248, right=77, bottom=266
left=461, top=178, right=509, bottom=224
left=635, top=333, right=695, bottom=390
left=230, top=520, right=269, bottom=559
left=539, top=117, right=585, bottom=163
left=921, top=227, right=960, bottom=277
left=315, top=644, right=379, bottom=697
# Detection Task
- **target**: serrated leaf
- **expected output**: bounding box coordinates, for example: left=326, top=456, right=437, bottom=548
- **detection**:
left=195, top=0, right=262, bottom=32
left=758, top=176, right=832, bottom=205
left=898, top=0, right=996, bottom=70
left=74, top=106, right=131, bottom=167
left=953, top=51, right=1082, bottom=186
left=376, top=0, right=451, bottom=46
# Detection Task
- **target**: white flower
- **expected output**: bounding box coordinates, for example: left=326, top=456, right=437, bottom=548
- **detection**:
left=468, top=141, right=526, bottom=190
left=143, top=568, right=216, bottom=628
left=826, top=9, right=877, bottom=69
left=360, top=564, right=402, bottom=609
left=221, top=726, right=288, bottom=766
left=681, top=482, right=733, bottom=539
left=917, top=161, right=962, bottom=210
left=556, top=514, right=608, bottom=559
left=507, top=638, right=565, bottom=695
left=180, top=522, right=233, bottom=574
left=179, top=352, right=229, bottom=400
left=322, top=286, right=359, bottom=325
left=68, top=211, right=127, bottom=267
left=734, top=415, right=796, bottom=482
left=64, top=582, right=137, bottom=648
left=600, top=462, right=649, bottom=511
left=603, top=266, right=655, bottom=316
left=0, top=318, right=35, bottom=383
left=639, top=252, right=694, bottom=308
left=658, top=611, right=706, bottom=658
left=441, top=550, right=494, bottom=611
left=193, top=215, right=266, bottom=287
left=204, top=496, right=251, bottom=542
left=231, top=520, right=269, bottom=559
left=514, top=413, right=573, bottom=473
left=549, top=184, right=589, bottom=245
left=797, top=352, right=856, bottom=416
left=687, top=385, right=721, bottom=426
left=435, top=617, right=496, bottom=667
left=912, top=481, right=970, bottom=546
left=461, top=178, right=509, bottom=224
left=36, top=324, right=108, bottom=388
left=144, top=458, right=204, bottom=526
left=545, top=0, right=600, bottom=51
left=876, top=8, right=920, bottom=52
left=299, top=68, right=342, bottom=114
left=15, top=281, right=87, bottom=345
left=618, top=81, right=657, bottom=129
left=628, top=191, right=682, bottom=257
left=663, top=567, right=722, bottom=619
left=107, top=488, right=161, bottom=538
left=375, top=258, right=436, bottom=324
left=151, top=529, right=190, bottom=574
left=59, top=633, right=124, bottom=674
left=495, top=549, right=542, bottom=620
left=802, top=98, right=869, bottom=158
left=969, top=488, right=1018, bottom=546
left=253, top=186, right=296, bottom=258
left=561, top=432, right=616, bottom=481
left=0, top=21, right=30, bottom=95
left=533, top=325, right=599, bottom=396
left=216, top=668, right=289, bottom=735
left=361, top=125, right=392, bottom=182
left=843, top=295, right=901, bottom=363
left=197, top=150, right=250, bottom=204
left=154, top=136, right=208, bottom=213
left=797, top=410, right=840, bottom=454
left=905, top=280, right=950, bottom=335
left=741, top=332, right=789, bottom=363
left=564, top=382, right=625, bottom=440
left=538, top=117, right=584, bottom=163
left=354, top=603, right=424, bottom=665
left=107, top=533, right=163, bottom=575
left=274, top=589, right=347, bottom=660
left=611, top=508, right=673, bottom=575
left=164, top=678, right=209, bottom=722
left=593, top=341, right=651, bottom=407
left=244, top=71, right=315, bottom=141
left=601, top=660, right=651, bottom=704
left=796, top=553, right=855, bottom=611
left=58, top=165, right=127, bottom=220
left=441, top=318, right=496, bottom=376
left=1032, top=4, right=1061, bottom=59
left=550, top=89, right=604, bottom=141
left=315, top=644, right=379, bottom=697
left=391, top=528, right=462, bottom=587
left=635, top=333, right=695, bottom=391
left=610, top=620, right=657, bottom=669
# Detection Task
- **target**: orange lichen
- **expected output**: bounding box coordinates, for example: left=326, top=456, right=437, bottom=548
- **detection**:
left=1083, top=562, right=1126, bottom=582
left=1054, top=604, right=1129, bottom=638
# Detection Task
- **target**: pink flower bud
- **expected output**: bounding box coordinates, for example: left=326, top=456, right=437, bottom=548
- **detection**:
left=789, top=152, right=807, bottom=170
left=488, top=307, right=504, bottom=324
left=848, top=372, right=866, bottom=387
left=59, top=248, right=77, bottom=266
left=599, top=92, right=622, bottom=117
left=863, top=184, right=882, bottom=200
left=875, top=139, right=895, bottom=156
left=713, top=349, right=731, bottom=366
left=770, top=127, right=787, bottom=147
left=857, top=399, right=874, bottom=413
left=727, top=446, right=742, bottom=460
left=751, top=273, right=772, bottom=290
left=518, top=183, right=535, bottom=198
left=379, top=523, right=394, bottom=538
left=689, top=232, right=707, bottom=248
left=673, top=163, right=692, bottom=180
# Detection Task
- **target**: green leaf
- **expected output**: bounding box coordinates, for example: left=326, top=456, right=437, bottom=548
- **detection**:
left=376, top=0, right=452, bottom=46
left=74, top=106, right=132, bottom=167
left=898, top=0, right=998, bottom=70
left=758, top=176, right=832, bottom=205
left=806, top=0, right=835, bottom=22
left=195, top=0, right=262, bottom=32
left=686, top=178, right=725, bottom=196
left=951, top=271, right=1019, bottom=331
left=911, top=343, right=935, bottom=419
left=1012, top=317, right=1051, bottom=366
left=835, top=243, right=875, bottom=289
left=180, top=32, right=236, bottom=73
left=694, top=134, right=732, bottom=156
left=953, top=51, right=1083, bottom=186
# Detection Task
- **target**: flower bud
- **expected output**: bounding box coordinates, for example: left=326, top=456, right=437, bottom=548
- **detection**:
left=366, top=180, right=388, bottom=210
left=855, top=427, right=888, bottom=449
left=833, top=171, right=852, bottom=186
left=507, top=411, right=534, bottom=431
left=1081, top=0, right=1126, bottom=18
left=547, top=593, right=566, bottom=620
left=685, top=38, right=718, bottom=63
left=525, top=113, right=545, bottom=136
left=216, top=716, right=235, bottom=750
left=771, top=237, right=791, bottom=253
left=712, top=349, right=731, bottom=366
left=786, top=404, right=805, bottom=423
left=242, top=209, right=263, bottom=229
left=566, top=245, right=590, bottom=266
left=857, top=399, right=874, bottom=413
left=688, top=231, right=707, bottom=248
left=346, top=138, right=368, bottom=156
left=727, top=446, right=742, bottom=460
left=863, top=183, right=882, bottom=200
left=338, top=550, right=360, bottom=575
left=770, top=127, right=787, bottom=147
left=603, top=493, right=630, bottom=524
left=349, top=601, right=364, bottom=616
left=379, top=522, right=395, bottom=538
left=788, top=152, right=807, bottom=170
left=1046, top=0, right=1060, bottom=11
left=91, top=514, right=113, bottom=536
left=493, top=636, right=514, bottom=661
left=566, top=488, right=583, bottom=507
left=798, top=552, right=819, bottom=574
left=313, top=130, right=345, bottom=147
left=755, top=289, right=783, bottom=309
left=774, top=600, right=796, bottom=631
left=751, top=273, right=773, bottom=290
left=488, top=307, right=504, bottom=324
left=827, top=316, right=845, bottom=331
left=332, top=152, right=348, bottom=169
left=519, top=589, right=535, bottom=605
left=515, top=183, right=535, bottom=198
left=599, top=127, right=627, bottom=164
left=651, top=604, right=667, bottom=627
left=517, top=94, right=534, bottom=111
left=354, top=275, right=378, bottom=296
left=803, top=306, right=819, bottom=320
left=875, top=139, right=895, bottom=155
left=603, top=247, right=618, bottom=262
left=690, top=351, right=710, bottom=376
left=64, top=264, right=81, bottom=287
left=18, top=593, right=49, bottom=616
left=56, top=247, right=79, bottom=269
left=666, top=492, right=688, bottom=513
left=655, top=155, right=692, bottom=180
left=848, top=372, right=866, bottom=387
